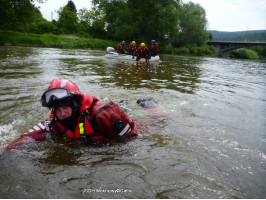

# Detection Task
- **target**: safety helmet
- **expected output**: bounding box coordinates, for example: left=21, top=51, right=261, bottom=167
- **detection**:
left=41, top=78, right=81, bottom=107
left=47, top=78, right=81, bottom=94
left=132, top=41, right=136, bottom=44
left=151, top=40, right=156, bottom=44
left=140, top=43, right=146, bottom=47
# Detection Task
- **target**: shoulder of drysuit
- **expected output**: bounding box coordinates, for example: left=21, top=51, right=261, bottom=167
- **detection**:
left=79, top=93, right=98, bottom=112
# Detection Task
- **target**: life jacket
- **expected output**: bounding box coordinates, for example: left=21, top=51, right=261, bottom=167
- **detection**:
left=135, top=47, right=150, bottom=56
left=129, top=44, right=136, bottom=51
left=155, top=42, right=159, bottom=52
left=49, top=94, right=137, bottom=144
left=151, top=43, right=159, bottom=53
left=117, top=43, right=125, bottom=53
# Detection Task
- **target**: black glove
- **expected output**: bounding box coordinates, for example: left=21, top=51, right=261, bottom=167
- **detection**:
left=137, top=98, right=156, bottom=109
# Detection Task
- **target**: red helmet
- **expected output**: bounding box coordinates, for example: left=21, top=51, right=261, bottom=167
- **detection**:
left=41, top=78, right=81, bottom=107
left=48, top=78, right=81, bottom=94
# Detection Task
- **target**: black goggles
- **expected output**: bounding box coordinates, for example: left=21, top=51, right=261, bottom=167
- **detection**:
left=41, top=88, right=73, bottom=107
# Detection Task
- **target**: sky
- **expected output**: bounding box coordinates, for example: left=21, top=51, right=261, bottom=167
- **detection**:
left=34, top=0, right=266, bottom=32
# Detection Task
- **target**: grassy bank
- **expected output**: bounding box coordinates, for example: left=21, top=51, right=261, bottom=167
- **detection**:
left=0, top=31, right=118, bottom=50
left=162, top=45, right=216, bottom=56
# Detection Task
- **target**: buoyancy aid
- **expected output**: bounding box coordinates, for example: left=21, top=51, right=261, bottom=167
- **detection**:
left=117, top=43, right=125, bottom=53
left=155, top=42, right=159, bottom=52
left=49, top=94, right=138, bottom=143
left=151, top=43, right=159, bottom=53
left=134, top=47, right=150, bottom=57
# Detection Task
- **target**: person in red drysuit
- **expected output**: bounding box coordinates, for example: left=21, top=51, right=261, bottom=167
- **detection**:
left=4, top=79, right=165, bottom=151
left=127, top=41, right=137, bottom=55
left=117, top=40, right=127, bottom=54
left=133, top=43, right=150, bottom=62
left=150, top=40, right=159, bottom=56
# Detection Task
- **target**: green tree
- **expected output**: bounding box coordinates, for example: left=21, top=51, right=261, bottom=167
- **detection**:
left=207, top=32, right=213, bottom=40
left=30, top=9, right=59, bottom=34
left=92, top=0, right=179, bottom=45
left=57, top=1, right=78, bottom=34
left=66, top=0, right=77, bottom=12
left=177, top=2, right=208, bottom=46
left=78, top=8, right=106, bottom=38
left=0, top=0, right=42, bottom=33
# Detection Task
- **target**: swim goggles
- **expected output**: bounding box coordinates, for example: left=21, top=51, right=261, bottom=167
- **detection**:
left=41, top=87, right=73, bottom=107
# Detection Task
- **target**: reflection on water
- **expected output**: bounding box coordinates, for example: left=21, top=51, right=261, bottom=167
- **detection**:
left=85, top=54, right=204, bottom=93
left=0, top=46, right=266, bottom=198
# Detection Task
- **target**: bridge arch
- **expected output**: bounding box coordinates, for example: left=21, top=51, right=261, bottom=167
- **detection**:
left=207, top=40, right=266, bottom=57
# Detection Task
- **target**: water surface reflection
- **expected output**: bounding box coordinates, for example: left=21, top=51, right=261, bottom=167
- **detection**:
left=0, top=47, right=265, bottom=198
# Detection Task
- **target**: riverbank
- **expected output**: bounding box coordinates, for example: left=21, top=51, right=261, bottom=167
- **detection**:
left=1, top=30, right=263, bottom=59
left=0, top=31, right=118, bottom=50
left=0, top=30, right=217, bottom=56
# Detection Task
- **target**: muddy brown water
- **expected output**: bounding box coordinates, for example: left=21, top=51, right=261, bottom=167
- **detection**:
left=0, top=46, right=265, bottom=198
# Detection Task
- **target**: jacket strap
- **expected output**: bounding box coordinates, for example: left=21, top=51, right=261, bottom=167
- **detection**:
left=92, top=101, right=114, bottom=121
left=79, top=112, right=86, bottom=139
left=51, top=118, right=67, bottom=138
left=80, top=110, right=101, bottom=144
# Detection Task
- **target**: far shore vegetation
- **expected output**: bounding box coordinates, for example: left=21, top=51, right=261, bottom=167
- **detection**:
left=0, top=30, right=118, bottom=50
left=0, top=30, right=217, bottom=56
left=0, top=0, right=265, bottom=59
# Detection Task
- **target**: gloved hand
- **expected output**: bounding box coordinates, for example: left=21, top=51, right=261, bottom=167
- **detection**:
left=137, top=98, right=156, bottom=109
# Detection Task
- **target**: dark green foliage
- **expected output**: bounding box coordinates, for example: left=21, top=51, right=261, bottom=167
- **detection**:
left=57, top=5, right=78, bottom=34
left=176, top=2, right=208, bottom=47
left=78, top=7, right=107, bottom=39
left=92, top=0, right=180, bottom=45
left=0, top=0, right=37, bottom=33
left=228, top=48, right=259, bottom=59
left=66, top=0, right=77, bottom=12
left=248, top=46, right=266, bottom=58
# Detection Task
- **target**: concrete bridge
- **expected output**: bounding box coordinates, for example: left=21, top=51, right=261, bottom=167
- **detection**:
left=207, top=40, right=266, bottom=57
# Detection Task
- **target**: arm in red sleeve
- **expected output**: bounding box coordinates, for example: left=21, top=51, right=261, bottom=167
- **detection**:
left=4, top=120, right=50, bottom=151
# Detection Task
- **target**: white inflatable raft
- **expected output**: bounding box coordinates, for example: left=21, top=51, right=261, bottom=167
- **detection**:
left=104, top=47, right=160, bottom=62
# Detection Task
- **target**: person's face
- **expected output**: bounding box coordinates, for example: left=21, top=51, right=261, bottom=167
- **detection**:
left=55, top=106, right=72, bottom=120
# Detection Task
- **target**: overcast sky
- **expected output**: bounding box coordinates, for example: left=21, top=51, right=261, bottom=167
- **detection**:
left=35, top=0, right=266, bottom=32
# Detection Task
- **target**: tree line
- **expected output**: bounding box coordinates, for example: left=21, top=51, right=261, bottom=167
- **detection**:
left=0, top=0, right=210, bottom=48
left=209, top=30, right=266, bottom=41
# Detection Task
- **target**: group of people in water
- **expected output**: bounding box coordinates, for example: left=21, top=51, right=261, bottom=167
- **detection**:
left=117, top=40, right=159, bottom=62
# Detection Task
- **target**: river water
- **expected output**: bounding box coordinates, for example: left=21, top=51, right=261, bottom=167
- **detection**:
left=0, top=46, right=265, bottom=198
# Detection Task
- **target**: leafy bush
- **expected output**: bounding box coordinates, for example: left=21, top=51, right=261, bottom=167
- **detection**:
left=229, top=48, right=259, bottom=59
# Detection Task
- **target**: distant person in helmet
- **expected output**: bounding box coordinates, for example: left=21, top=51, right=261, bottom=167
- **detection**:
left=4, top=79, right=164, bottom=151
left=127, top=41, right=137, bottom=55
left=134, top=43, right=150, bottom=62
left=117, top=40, right=127, bottom=54
left=150, top=40, right=159, bottom=56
